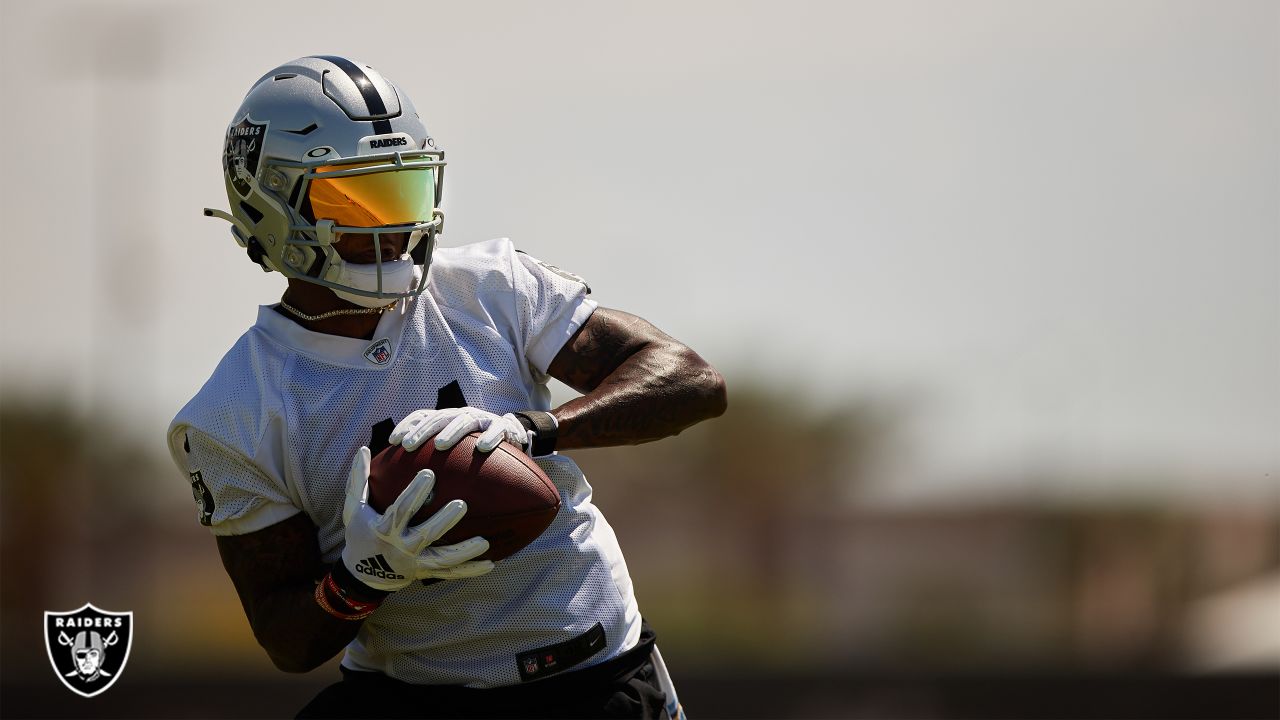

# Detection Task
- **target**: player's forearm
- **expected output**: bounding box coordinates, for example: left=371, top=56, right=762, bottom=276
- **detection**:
left=552, top=342, right=727, bottom=449
left=241, top=581, right=364, bottom=673
left=216, top=519, right=364, bottom=673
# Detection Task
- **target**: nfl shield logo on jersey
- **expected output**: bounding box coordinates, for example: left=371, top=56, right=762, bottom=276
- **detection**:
left=364, top=338, right=393, bottom=366
left=44, top=604, right=133, bottom=698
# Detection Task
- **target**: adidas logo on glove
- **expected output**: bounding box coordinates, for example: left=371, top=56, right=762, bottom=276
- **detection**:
left=354, top=554, right=405, bottom=581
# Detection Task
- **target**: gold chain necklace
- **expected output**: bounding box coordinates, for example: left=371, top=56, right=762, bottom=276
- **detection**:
left=279, top=299, right=397, bottom=322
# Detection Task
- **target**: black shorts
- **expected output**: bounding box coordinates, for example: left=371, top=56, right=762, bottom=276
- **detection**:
left=296, top=623, right=670, bottom=719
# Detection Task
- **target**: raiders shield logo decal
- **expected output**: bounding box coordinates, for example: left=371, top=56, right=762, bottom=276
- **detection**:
left=44, top=603, right=133, bottom=698
left=224, top=116, right=268, bottom=197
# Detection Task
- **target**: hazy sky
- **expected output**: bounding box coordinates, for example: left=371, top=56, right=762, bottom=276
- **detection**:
left=2, top=0, right=1276, bottom=500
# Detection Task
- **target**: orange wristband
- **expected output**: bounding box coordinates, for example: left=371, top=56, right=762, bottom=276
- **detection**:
left=314, top=573, right=381, bottom=620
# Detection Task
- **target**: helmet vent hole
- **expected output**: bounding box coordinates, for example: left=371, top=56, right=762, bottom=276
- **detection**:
left=284, top=123, right=318, bottom=136
left=273, top=73, right=297, bottom=81
left=238, top=201, right=264, bottom=225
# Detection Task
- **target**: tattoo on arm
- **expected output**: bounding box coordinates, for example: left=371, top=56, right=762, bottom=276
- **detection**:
left=216, top=512, right=362, bottom=672
left=548, top=308, right=727, bottom=449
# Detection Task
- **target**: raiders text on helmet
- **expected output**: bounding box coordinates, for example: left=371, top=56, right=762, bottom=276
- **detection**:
left=204, top=56, right=446, bottom=303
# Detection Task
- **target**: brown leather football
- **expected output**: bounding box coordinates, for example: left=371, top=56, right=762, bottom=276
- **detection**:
left=368, top=432, right=560, bottom=562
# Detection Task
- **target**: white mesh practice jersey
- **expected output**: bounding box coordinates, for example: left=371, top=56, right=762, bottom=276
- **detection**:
left=166, top=238, right=642, bottom=688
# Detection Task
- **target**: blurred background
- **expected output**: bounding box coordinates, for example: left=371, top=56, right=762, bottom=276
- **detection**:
left=1, top=0, right=1277, bottom=717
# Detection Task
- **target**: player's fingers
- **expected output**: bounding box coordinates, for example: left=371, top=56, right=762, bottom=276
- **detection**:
left=433, top=415, right=478, bottom=450
left=385, top=469, right=436, bottom=534
left=400, top=422, right=429, bottom=451
left=419, top=536, right=491, bottom=568
left=342, top=446, right=371, bottom=526
left=387, top=423, right=410, bottom=445
left=475, top=423, right=507, bottom=453
left=403, top=412, right=456, bottom=451
left=389, top=410, right=430, bottom=445
left=411, top=498, right=469, bottom=545
left=422, top=559, right=495, bottom=580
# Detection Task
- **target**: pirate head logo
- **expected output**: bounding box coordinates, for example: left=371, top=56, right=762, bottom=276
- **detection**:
left=190, top=470, right=214, bottom=526
left=224, top=116, right=268, bottom=197
left=44, top=603, right=133, bottom=697
left=363, top=338, right=393, bottom=366
left=67, top=630, right=115, bottom=680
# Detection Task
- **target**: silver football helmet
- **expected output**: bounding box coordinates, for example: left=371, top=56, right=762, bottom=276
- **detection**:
left=205, top=56, right=444, bottom=302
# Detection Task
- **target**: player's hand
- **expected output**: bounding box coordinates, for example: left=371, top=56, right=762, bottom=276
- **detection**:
left=339, top=446, right=494, bottom=593
left=390, top=408, right=529, bottom=453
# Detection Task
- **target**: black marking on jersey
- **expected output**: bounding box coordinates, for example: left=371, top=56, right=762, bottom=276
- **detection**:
left=368, top=418, right=394, bottom=456
left=313, top=55, right=395, bottom=135
left=283, top=123, right=318, bottom=136
left=435, top=381, right=467, bottom=410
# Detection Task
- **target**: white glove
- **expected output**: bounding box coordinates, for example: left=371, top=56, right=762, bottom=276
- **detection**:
left=390, top=407, right=529, bottom=453
left=339, top=446, right=494, bottom=593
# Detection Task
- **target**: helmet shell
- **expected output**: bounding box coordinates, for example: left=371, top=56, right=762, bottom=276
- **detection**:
left=72, top=631, right=106, bottom=653
left=218, top=56, right=444, bottom=299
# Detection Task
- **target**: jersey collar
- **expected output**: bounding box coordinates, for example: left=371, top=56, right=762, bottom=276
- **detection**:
left=254, top=299, right=412, bottom=369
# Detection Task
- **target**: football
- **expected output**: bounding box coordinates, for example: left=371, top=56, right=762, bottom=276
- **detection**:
left=368, top=433, right=560, bottom=562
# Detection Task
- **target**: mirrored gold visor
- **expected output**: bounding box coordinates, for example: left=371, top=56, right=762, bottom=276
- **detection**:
left=307, top=163, right=436, bottom=227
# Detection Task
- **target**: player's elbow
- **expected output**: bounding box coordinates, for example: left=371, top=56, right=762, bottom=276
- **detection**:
left=678, top=347, right=727, bottom=421
left=265, top=644, right=331, bottom=674
left=701, top=364, right=728, bottom=420
left=268, top=653, right=313, bottom=674
left=255, top=628, right=336, bottom=674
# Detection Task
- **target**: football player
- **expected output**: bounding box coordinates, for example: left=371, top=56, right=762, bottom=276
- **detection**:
left=167, top=56, right=725, bottom=719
